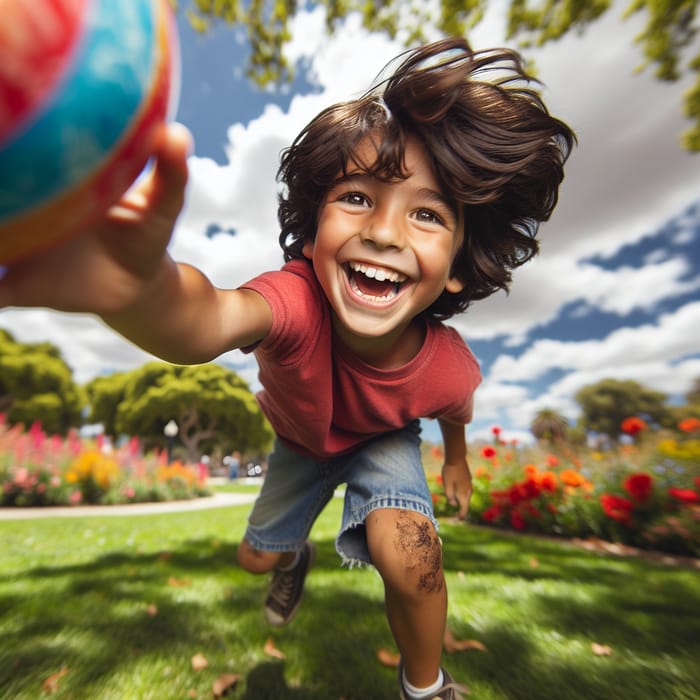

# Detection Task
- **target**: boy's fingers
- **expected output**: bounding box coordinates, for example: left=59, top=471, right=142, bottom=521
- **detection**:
left=149, top=122, right=192, bottom=219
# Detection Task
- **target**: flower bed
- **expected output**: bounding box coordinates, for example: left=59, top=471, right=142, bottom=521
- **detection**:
left=428, top=420, right=699, bottom=558
left=0, top=417, right=209, bottom=507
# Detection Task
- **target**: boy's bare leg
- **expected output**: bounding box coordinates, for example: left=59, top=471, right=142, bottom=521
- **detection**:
left=237, top=539, right=293, bottom=573
left=366, top=508, right=447, bottom=688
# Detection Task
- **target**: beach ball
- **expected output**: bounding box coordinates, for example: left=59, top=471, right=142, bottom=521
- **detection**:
left=0, top=0, right=180, bottom=264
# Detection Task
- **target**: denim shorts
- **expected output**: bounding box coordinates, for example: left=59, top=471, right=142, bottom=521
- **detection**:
left=243, top=422, right=438, bottom=567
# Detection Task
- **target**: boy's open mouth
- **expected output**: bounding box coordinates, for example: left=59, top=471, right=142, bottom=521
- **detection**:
left=344, top=261, right=408, bottom=303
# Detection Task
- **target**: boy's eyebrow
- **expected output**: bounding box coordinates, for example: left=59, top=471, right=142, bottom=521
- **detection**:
left=333, top=172, right=455, bottom=212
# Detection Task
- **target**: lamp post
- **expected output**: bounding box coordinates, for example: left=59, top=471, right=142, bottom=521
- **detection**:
left=163, top=419, right=178, bottom=463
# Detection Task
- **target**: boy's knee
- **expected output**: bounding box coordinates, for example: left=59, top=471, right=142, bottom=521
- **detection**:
left=369, top=510, right=444, bottom=596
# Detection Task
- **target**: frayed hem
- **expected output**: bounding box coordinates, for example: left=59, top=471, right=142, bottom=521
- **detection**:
left=339, top=554, right=370, bottom=570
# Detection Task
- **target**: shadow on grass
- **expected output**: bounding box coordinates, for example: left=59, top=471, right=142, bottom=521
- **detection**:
left=1, top=524, right=699, bottom=699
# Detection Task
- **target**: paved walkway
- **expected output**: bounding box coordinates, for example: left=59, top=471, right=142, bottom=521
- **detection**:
left=0, top=490, right=256, bottom=520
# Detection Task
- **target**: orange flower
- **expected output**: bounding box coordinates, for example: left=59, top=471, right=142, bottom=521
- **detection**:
left=524, top=464, right=539, bottom=477
left=560, top=469, right=586, bottom=487
left=678, top=417, right=700, bottom=433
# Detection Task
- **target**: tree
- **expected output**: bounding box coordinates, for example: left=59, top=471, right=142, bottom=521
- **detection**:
left=530, top=408, right=569, bottom=444
left=84, top=372, right=130, bottom=437
left=0, top=328, right=84, bottom=435
left=85, top=361, right=272, bottom=462
left=574, top=378, right=669, bottom=440
left=179, top=0, right=700, bottom=150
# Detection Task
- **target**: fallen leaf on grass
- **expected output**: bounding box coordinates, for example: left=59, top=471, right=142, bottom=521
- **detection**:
left=529, top=557, right=539, bottom=569
left=444, top=627, right=488, bottom=653
left=191, top=653, right=209, bottom=671
left=167, top=576, right=191, bottom=587
left=264, top=637, right=286, bottom=659
left=41, top=667, right=69, bottom=695
left=213, top=673, right=241, bottom=697
left=376, top=647, right=401, bottom=667
left=591, top=642, right=613, bottom=656
left=146, top=604, right=158, bottom=616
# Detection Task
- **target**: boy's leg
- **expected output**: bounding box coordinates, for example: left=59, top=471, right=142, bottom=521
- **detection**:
left=236, top=438, right=335, bottom=625
left=365, top=507, right=446, bottom=689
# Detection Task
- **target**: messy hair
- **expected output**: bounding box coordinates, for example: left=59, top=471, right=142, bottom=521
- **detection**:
left=277, top=37, right=576, bottom=319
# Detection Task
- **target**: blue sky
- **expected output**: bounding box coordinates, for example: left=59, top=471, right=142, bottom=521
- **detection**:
left=2, top=0, right=699, bottom=444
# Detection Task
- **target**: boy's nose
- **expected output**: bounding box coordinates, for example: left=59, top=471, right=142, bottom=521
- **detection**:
left=360, top=210, right=405, bottom=250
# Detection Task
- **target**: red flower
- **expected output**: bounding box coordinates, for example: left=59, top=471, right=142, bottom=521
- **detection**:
left=431, top=445, right=444, bottom=460
left=623, top=473, right=653, bottom=503
left=600, top=493, right=634, bottom=525
left=545, top=454, right=560, bottom=467
left=538, top=471, right=558, bottom=493
left=668, top=488, right=700, bottom=505
left=482, top=505, right=502, bottom=522
left=678, top=417, right=700, bottom=433
left=491, top=426, right=502, bottom=436
left=620, top=416, right=648, bottom=436
left=510, top=510, right=526, bottom=530
left=481, top=446, right=497, bottom=459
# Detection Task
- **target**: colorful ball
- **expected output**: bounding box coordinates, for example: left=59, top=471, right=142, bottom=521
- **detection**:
left=0, top=0, right=180, bottom=263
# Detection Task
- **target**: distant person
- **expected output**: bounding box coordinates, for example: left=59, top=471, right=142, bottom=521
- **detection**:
left=0, top=38, right=574, bottom=699
left=197, top=455, right=210, bottom=484
left=227, top=451, right=241, bottom=480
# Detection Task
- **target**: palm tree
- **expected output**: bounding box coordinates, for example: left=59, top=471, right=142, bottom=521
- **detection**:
left=530, top=409, right=569, bottom=444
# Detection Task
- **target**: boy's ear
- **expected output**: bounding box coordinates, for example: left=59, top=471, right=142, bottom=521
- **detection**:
left=302, top=241, right=314, bottom=259
left=445, top=276, right=465, bottom=293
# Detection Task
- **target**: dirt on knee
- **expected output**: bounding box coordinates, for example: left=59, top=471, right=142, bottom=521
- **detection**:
left=394, top=511, right=444, bottom=594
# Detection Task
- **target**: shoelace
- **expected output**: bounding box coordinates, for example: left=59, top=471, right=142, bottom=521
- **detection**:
left=431, top=680, right=469, bottom=699
left=268, top=569, right=295, bottom=608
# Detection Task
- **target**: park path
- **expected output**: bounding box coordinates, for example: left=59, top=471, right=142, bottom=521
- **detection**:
left=0, top=487, right=256, bottom=521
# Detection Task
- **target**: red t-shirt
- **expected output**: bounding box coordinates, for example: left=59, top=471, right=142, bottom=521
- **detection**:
left=242, top=259, right=481, bottom=459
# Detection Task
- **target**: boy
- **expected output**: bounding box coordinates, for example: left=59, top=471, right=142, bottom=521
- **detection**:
left=0, top=38, right=574, bottom=699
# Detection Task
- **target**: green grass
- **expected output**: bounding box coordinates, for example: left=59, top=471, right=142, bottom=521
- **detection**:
left=1, top=499, right=698, bottom=699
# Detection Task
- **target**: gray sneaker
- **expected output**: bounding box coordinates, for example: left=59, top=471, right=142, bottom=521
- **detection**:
left=263, top=541, right=315, bottom=626
left=398, top=663, right=469, bottom=699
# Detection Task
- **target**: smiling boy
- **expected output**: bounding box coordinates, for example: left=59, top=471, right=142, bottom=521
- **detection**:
left=0, top=38, right=574, bottom=699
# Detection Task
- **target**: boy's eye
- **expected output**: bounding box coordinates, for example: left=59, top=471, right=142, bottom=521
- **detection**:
left=414, top=208, right=446, bottom=226
left=339, top=191, right=370, bottom=207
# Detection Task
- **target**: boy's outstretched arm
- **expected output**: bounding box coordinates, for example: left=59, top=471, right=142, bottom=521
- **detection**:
left=0, top=123, right=272, bottom=364
left=438, top=418, right=473, bottom=520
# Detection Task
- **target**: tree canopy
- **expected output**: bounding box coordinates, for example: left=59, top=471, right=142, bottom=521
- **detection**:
left=0, top=329, right=84, bottom=435
left=85, top=361, right=272, bottom=462
left=179, top=0, right=700, bottom=150
left=574, top=378, right=670, bottom=439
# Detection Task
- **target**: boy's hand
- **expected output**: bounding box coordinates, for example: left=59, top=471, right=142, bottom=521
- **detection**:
left=0, top=122, right=191, bottom=315
left=441, top=459, right=472, bottom=520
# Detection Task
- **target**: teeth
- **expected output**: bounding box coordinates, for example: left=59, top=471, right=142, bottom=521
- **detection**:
left=349, top=261, right=407, bottom=283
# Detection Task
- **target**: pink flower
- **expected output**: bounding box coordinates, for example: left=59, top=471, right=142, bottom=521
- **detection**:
left=69, top=491, right=83, bottom=505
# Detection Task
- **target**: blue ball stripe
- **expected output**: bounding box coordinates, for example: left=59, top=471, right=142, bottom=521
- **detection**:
left=0, top=0, right=157, bottom=219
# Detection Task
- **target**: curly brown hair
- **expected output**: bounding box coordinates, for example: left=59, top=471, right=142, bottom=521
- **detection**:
left=277, top=37, right=576, bottom=320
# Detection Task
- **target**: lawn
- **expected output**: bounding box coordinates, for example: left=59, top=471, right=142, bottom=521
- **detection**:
left=1, top=497, right=698, bottom=699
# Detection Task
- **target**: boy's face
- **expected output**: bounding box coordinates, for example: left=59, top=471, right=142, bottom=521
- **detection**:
left=303, top=135, right=464, bottom=354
